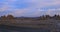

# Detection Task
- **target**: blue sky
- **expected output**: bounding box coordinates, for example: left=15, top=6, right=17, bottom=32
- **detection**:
left=0, top=0, right=60, bottom=17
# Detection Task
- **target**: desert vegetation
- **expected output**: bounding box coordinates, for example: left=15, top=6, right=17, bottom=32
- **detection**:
left=0, top=14, right=60, bottom=20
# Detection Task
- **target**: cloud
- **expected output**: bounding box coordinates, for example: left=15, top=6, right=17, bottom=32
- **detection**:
left=6, top=9, right=30, bottom=17
left=0, top=0, right=60, bottom=17
left=45, top=8, right=60, bottom=16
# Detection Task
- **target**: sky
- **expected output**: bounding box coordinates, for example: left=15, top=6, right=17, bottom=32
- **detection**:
left=0, top=0, right=60, bottom=17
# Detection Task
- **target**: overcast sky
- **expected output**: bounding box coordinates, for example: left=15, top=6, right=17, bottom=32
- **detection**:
left=0, top=0, right=60, bottom=17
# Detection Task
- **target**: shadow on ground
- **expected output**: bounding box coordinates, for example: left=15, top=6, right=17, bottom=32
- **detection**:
left=0, top=24, right=50, bottom=32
